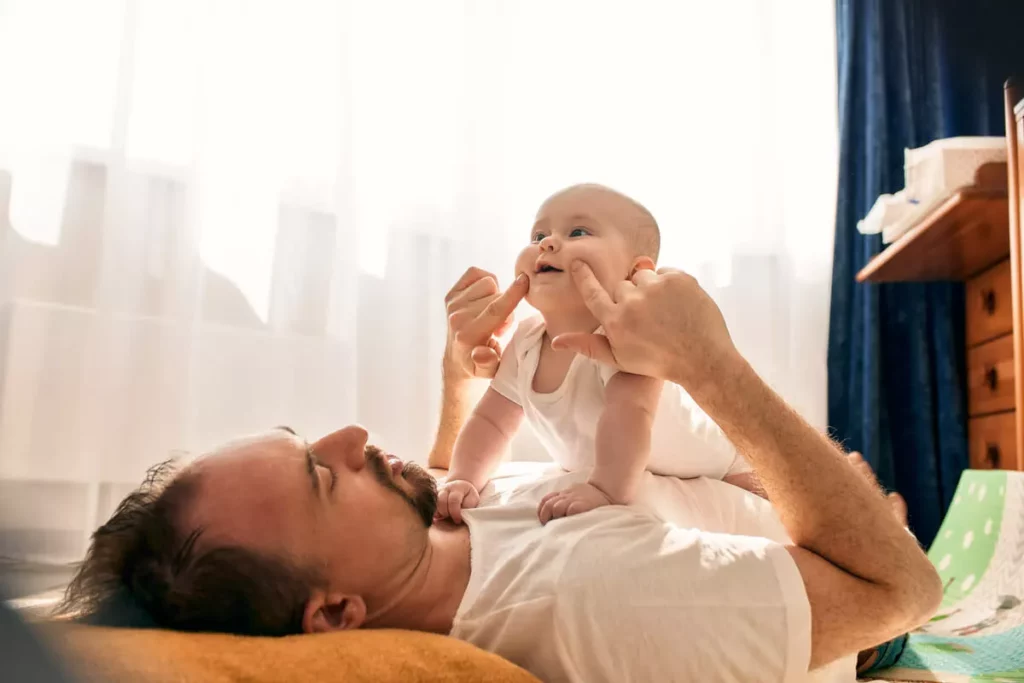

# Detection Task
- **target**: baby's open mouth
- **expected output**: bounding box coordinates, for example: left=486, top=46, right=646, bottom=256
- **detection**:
left=536, top=264, right=563, bottom=274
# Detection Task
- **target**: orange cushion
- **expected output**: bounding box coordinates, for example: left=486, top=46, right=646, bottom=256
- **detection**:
left=51, top=626, right=541, bottom=683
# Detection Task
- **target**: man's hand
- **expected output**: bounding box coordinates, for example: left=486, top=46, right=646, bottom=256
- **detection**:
left=435, top=479, right=481, bottom=525
left=551, top=262, right=738, bottom=390
left=537, top=483, right=614, bottom=524
left=430, top=268, right=527, bottom=469
left=444, top=268, right=529, bottom=381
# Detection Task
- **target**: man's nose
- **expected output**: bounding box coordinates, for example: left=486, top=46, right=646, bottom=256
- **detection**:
left=312, top=425, right=369, bottom=471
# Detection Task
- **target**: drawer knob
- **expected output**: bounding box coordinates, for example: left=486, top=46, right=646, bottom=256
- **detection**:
left=985, top=366, right=999, bottom=390
left=985, top=443, right=1001, bottom=468
left=981, top=289, right=997, bottom=314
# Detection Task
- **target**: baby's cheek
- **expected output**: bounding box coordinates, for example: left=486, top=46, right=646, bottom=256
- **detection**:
left=515, top=247, right=537, bottom=275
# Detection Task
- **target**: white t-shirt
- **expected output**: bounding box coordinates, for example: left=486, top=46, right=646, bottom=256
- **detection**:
left=449, top=466, right=856, bottom=683
left=491, top=316, right=751, bottom=479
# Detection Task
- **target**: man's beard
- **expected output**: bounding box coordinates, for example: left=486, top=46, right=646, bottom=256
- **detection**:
left=365, top=445, right=438, bottom=526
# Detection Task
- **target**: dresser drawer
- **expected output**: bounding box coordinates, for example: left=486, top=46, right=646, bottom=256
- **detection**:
left=968, top=412, right=1017, bottom=470
left=967, top=334, right=1017, bottom=415
left=966, top=260, right=1013, bottom=346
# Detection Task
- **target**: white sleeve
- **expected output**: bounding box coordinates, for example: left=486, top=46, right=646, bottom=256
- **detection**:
left=490, top=317, right=546, bottom=407
left=554, top=520, right=815, bottom=683
left=597, top=364, right=619, bottom=386
left=677, top=387, right=748, bottom=478
left=489, top=333, right=522, bottom=406
left=725, top=449, right=754, bottom=476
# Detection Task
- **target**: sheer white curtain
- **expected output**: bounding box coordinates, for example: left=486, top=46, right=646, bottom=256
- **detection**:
left=0, top=0, right=837, bottom=565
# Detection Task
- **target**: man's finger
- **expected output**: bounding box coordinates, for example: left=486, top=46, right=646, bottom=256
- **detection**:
left=486, top=273, right=529, bottom=320
left=569, top=261, right=615, bottom=321
left=446, top=276, right=499, bottom=314
left=612, top=279, right=635, bottom=303
left=445, top=267, right=496, bottom=302
left=458, top=273, right=528, bottom=344
left=494, top=313, right=515, bottom=338
left=550, top=332, right=617, bottom=368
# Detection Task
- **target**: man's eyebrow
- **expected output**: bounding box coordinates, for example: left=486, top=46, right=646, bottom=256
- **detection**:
left=277, top=427, right=319, bottom=494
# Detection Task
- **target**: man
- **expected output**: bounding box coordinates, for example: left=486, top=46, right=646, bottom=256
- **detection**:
left=59, top=263, right=942, bottom=682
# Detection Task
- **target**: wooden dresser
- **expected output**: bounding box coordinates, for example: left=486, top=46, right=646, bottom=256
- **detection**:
left=856, top=80, right=1024, bottom=472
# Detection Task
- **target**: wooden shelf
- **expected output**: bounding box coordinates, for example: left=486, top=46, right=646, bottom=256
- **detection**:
left=857, top=188, right=1009, bottom=283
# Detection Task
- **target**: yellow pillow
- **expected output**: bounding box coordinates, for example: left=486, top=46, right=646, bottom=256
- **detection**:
left=52, top=626, right=541, bottom=683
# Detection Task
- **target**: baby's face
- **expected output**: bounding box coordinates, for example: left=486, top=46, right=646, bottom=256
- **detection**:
left=515, top=186, right=642, bottom=314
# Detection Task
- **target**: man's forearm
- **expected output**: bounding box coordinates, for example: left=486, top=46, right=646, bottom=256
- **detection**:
left=679, top=354, right=940, bottom=617
left=427, top=375, right=487, bottom=470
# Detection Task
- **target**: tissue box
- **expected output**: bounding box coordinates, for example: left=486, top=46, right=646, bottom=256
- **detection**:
left=904, top=136, right=1006, bottom=202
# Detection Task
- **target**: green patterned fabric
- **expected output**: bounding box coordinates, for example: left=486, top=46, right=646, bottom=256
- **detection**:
left=874, top=470, right=1024, bottom=682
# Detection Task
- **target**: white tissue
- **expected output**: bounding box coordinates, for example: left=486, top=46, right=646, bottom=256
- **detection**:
left=857, top=190, right=916, bottom=235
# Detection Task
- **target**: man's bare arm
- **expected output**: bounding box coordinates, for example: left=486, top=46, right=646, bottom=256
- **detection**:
left=427, top=375, right=483, bottom=470
left=428, top=268, right=528, bottom=470
left=554, top=263, right=942, bottom=670
left=688, top=356, right=939, bottom=667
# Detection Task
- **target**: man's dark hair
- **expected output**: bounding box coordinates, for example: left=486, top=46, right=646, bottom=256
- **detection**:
left=56, top=459, right=318, bottom=636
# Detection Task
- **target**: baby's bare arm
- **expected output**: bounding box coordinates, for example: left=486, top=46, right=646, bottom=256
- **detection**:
left=589, top=373, right=663, bottom=504
left=448, top=388, right=524, bottom=490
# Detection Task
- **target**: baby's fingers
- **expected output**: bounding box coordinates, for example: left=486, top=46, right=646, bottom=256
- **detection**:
left=537, top=491, right=564, bottom=525
left=448, top=489, right=467, bottom=525
left=435, top=489, right=452, bottom=520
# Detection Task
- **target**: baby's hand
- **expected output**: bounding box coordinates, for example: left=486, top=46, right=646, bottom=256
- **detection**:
left=537, top=483, right=614, bottom=524
left=435, top=479, right=481, bottom=525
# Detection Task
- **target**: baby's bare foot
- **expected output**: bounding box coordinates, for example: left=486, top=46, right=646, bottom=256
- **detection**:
left=847, top=451, right=908, bottom=526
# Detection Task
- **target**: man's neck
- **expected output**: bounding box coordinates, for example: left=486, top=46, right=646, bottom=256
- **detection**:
left=363, top=522, right=471, bottom=634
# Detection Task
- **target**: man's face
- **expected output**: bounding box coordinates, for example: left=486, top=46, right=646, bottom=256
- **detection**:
left=183, top=426, right=438, bottom=615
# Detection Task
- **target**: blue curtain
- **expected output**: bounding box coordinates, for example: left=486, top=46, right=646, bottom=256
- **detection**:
left=828, top=0, right=1024, bottom=546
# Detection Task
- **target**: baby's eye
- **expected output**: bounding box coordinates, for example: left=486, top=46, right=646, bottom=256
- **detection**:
left=569, top=227, right=589, bottom=238
left=532, top=232, right=546, bottom=243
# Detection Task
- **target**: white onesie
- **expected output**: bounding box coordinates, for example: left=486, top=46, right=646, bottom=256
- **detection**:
left=490, top=316, right=752, bottom=480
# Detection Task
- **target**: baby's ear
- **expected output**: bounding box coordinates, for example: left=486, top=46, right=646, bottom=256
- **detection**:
left=630, top=256, right=655, bottom=277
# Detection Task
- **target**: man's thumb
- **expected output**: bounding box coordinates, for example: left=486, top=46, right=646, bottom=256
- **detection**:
left=550, top=332, right=617, bottom=367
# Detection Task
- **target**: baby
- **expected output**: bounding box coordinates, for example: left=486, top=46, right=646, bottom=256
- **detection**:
left=437, top=183, right=761, bottom=524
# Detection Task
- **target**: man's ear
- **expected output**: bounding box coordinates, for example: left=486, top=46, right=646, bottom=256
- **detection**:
left=630, top=256, right=656, bottom=277
left=302, top=592, right=366, bottom=633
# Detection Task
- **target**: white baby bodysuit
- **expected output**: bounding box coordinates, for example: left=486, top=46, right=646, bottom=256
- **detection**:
left=490, top=316, right=751, bottom=480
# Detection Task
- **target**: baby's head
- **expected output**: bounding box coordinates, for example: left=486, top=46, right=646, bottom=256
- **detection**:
left=516, top=183, right=660, bottom=317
